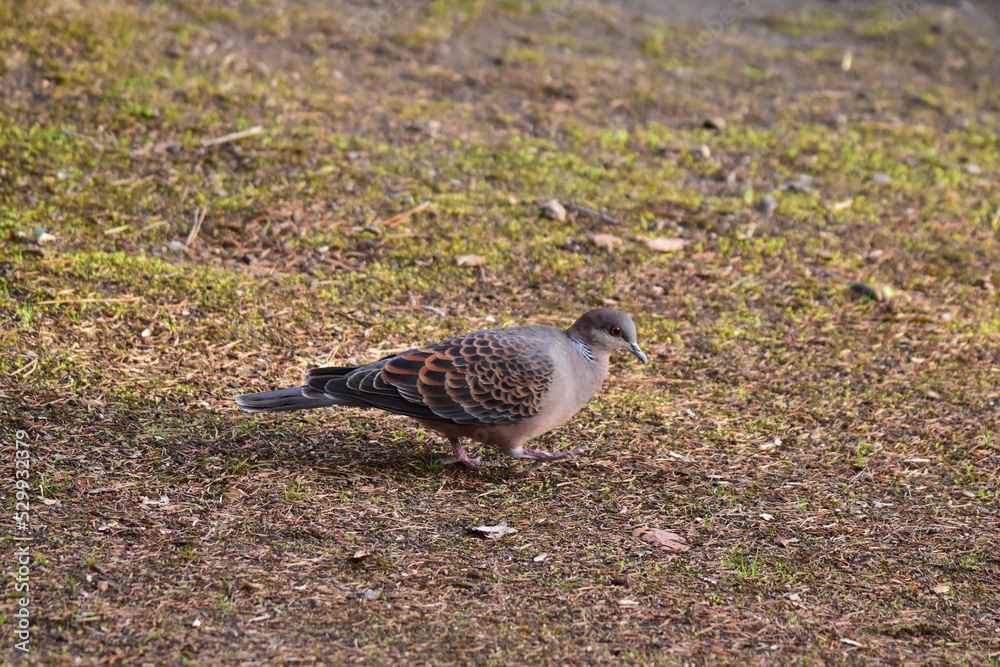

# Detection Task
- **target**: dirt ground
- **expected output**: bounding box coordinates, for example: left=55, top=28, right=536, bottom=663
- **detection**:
left=2, top=0, right=999, bottom=664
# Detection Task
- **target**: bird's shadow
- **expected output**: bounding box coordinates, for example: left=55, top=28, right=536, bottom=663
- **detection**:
left=209, top=424, right=543, bottom=482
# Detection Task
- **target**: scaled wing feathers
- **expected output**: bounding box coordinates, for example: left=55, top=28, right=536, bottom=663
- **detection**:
left=306, top=331, right=555, bottom=425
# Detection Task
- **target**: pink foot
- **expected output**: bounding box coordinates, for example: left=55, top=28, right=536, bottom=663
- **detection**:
left=441, top=438, right=504, bottom=470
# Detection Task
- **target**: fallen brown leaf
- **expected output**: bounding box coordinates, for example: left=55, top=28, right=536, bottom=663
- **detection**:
left=632, top=525, right=690, bottom=552
left=640, top=237, right=685, bottom=253
left=456, top=254, right=486, bottom=267
left=585, top=232, right=622, bottom=249
left=468, top=521, right=518, bottom=539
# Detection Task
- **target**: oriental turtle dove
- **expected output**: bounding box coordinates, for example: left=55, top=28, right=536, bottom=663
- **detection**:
left=235, top=308, right=646, bottom=469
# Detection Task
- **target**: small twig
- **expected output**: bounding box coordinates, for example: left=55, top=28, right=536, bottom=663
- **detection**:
left=35, top=296, right=140, bottom=305
left=564, top=201, right=621, bottom=225
left=186, top=205, right=208, bottom=247
left=140, top=220, right=170, bottom=233
left=380, top=201, right=430, bottom=228
left=858, top=121, right=931, bottom=134
left=991, top=207, right=1000, bottom=230
left=200, top=125, right=263, bottom=147
left=422, top=305, right=447, bottom=318
left=61, top=128, right=104, bottom=150
left=321, top=342, right=342, bottom=367
left=337, top=311, right=381, bottom=328
left=12, top=358, right=38, bottom=377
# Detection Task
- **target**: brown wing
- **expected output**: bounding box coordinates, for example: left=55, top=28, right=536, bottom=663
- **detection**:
left=306, top=330, right=555, bottom=425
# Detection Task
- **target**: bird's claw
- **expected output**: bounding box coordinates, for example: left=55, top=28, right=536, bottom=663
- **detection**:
left=444, top=438, right=505, bottom=470
left=441, top=455, right=505, bottom=470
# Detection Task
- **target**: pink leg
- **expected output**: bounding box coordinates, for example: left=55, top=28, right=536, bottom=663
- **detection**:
left=441, top=438, right=504, bottom=470
left=506, top=446, right=585, bottom=462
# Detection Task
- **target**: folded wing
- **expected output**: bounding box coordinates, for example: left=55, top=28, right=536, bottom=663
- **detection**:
left=305, top=331, right=554, bottom=425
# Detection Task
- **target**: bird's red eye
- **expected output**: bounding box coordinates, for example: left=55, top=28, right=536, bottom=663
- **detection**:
left=610, top=326, right=621, bottom=337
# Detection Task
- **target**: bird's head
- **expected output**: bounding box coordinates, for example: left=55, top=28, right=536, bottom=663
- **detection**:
left=568, top=308, right=647, bottom=364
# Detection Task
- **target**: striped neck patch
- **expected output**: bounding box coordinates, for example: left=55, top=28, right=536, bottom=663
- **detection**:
left=571, top=338, right=596, bottom=363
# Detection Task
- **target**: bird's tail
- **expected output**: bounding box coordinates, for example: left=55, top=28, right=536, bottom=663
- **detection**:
left=234, top=387, right=346, bottom=413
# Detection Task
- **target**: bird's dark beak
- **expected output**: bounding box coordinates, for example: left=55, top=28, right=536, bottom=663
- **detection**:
left=628, top=342, right=648, bottom=364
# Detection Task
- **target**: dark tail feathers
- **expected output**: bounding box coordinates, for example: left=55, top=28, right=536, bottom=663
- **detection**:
left=234, top=386, right=346, bottom=413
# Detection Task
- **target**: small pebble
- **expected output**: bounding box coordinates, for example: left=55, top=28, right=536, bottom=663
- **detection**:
left=696, top=144, right=711, bottom=159
left=166, top=240, right=187, bottom=253
left=870, top=172, right=893, bottom=185
left=964, top=163, right=982, bottom=175
left=788, top=173, right=814, bottom=192
left=540, top=199, right=566, bottom=222
left=703, top=116, right=726, bottom=131
left=758, top=195, right=778, bottom=218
